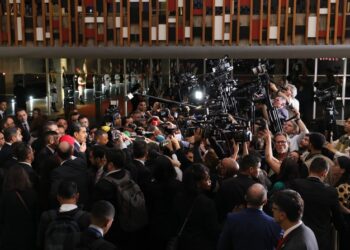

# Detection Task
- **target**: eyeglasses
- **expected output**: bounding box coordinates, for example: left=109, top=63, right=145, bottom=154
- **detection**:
left=276, top=141, right=287, bottom=144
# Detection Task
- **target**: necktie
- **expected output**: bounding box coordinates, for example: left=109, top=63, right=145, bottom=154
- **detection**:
left=95, top=168, right=104, bottom=184
left=276, top=235, right=287, bottom=250
left=23, top=122, right=29, bottom=133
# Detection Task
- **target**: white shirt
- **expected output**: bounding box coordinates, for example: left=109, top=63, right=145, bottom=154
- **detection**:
left=59, top=204, right=78, bottom=213
left=283, top=221, right=303, bottom=238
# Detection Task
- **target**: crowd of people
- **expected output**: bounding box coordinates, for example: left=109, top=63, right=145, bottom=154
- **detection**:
left=0, top=78, right=349, bottom=250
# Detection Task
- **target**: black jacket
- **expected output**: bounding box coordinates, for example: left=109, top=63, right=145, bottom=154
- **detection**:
left=50, top=157, right=90, bottom=209
left=290, top=177, right=345, bottom=250
left=216, top=173, right=257, bottom=222
left=0, top=188, right=38, bottom=250
left=172, top=192, right=221, bottom=250
left=37, top=207, right=91, bottom=250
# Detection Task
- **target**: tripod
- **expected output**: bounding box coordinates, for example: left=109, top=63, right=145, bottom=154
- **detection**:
left=323, top=100, right=338, bottom=141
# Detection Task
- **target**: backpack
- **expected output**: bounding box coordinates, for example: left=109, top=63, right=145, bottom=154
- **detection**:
left=104, top=171, right=148, bottom=232
left=44, top=210, right=84, bottom=250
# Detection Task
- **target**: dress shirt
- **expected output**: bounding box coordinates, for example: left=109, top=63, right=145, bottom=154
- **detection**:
left=59, top=204, right=78, bottom=213
left=283, top=221, right=303, bottom=238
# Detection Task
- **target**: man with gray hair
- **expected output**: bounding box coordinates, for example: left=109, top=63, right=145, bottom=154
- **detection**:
left=218, top=183, right=281, bottom=250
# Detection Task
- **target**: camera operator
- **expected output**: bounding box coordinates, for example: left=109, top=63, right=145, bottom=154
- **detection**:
left=282, top=108, right=309, bottom=152
left=270, top=81, right=300, bottom=117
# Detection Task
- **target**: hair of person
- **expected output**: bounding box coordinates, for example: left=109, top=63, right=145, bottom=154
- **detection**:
left=15, top=108, right=27, bottom=115
left=239, top=154, right=261, bottom=172
left=147, top=142, right=161, bottom=161
left=274, top=132, right=288, bottom=141
left=57, top=180, right=78, bottom=199
left=309, top=157, right=329, bottom=174
left=3, top=127, right=18, bottom=142
left=153, top=155, right=177, bottom=182
left=94, top=129, right=107, bottom=138
left=278, top=158, right=300, bottom=182
left=307, top=132, right=326, bottom=150
left=13, top=142, right=31, bottom=162
left=57, top=143, right=73, bottom=160
left=271, top=189, right=304, bottom=222
left=78, top=115, right=88, bottom=121
left=183, top=163, right=209, bottom=195
left=245, top=183, right=267, bottom=207
left=3, top=164, right=32, bottom=192
left=91, top=145, right=106, bottom=159
left=335, top=156, right=350, bottom=185
left=43, top=120, right=58, bottom=132
left=91, top=200, right=115, bottom=225
left=56, top=117, right=67, bottom=123
left=133, top=140, right=148, bottom=159
left=70, top=122, right=83, bottom=136
left=106, top=149, right=125, bottom=169
left=43, top=130, right=58, bottom=144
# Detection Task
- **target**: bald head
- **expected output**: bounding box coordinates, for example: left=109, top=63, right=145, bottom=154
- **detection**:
left=220, top=157, right=239, bottom=178
left=245, top=183, right=267, bottom=208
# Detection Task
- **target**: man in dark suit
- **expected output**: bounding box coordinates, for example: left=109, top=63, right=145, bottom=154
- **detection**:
left=0, top=127, right=23, bottom=164
left=50, top=135, right=90, bottom=209
left=33, top=131, right=58, bottom=171
left=0, top=99, right=7, bottom=121
left=75, top=200, right=117, bottom=250
left=70, top=123, right=87, bottom=161
left=92, top=149, right=127, bottom=246
left=16, top=108, right=31, bottom=144
left=127, top=140, right=151, bottom=192
left=216, top=154, right=259, bottom=222
left=271, top=189, right=318, bottom=250
left=88, top=145, right=107, bottom=185
left=13, top=142, right=39, bottom=191
left=218, top=183, right=281, bottom=250
left=290, top=157, right=344, bottom=250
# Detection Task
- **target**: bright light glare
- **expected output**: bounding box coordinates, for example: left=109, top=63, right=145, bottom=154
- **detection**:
left=194, top=90, right=204, bottom=100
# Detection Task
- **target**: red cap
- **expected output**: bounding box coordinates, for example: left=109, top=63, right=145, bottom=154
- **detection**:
left=59, top=135, right=75, bottom=146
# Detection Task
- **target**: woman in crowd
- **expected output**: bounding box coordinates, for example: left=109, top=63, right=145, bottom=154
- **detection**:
left=0, top=165, right=38, bottom=250
left=270, top=157, right=300, bottom=193
left=171, top=163, right=220, bottom=250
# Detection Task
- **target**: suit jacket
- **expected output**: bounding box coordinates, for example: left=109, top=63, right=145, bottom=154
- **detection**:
left=0, top=143, right=13, bottom=166
left=17, top=121, right=31, bottom=144
left=218, top=208, right=281, bottom=250
left=73, top=227, right=117, bottom=250
left=281, top=223, right=318, bottom=250
left=216, top=173, right=257, bottom=222
left=0, top=188, right=38, bottom=250
left=33, top=146, right=55, bottom=171
left=50, top=157, right=90, bottom=209
left=127, top=159, right=151, bottom=191
left=290, top=177, right=345, bottom=250
left=16, top=162, right=40, bottom=192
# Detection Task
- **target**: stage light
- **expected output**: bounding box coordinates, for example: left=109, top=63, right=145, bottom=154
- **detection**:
left=194, top=90, right=204, bottom=100
left=29, top=96, right=33, bottom=100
